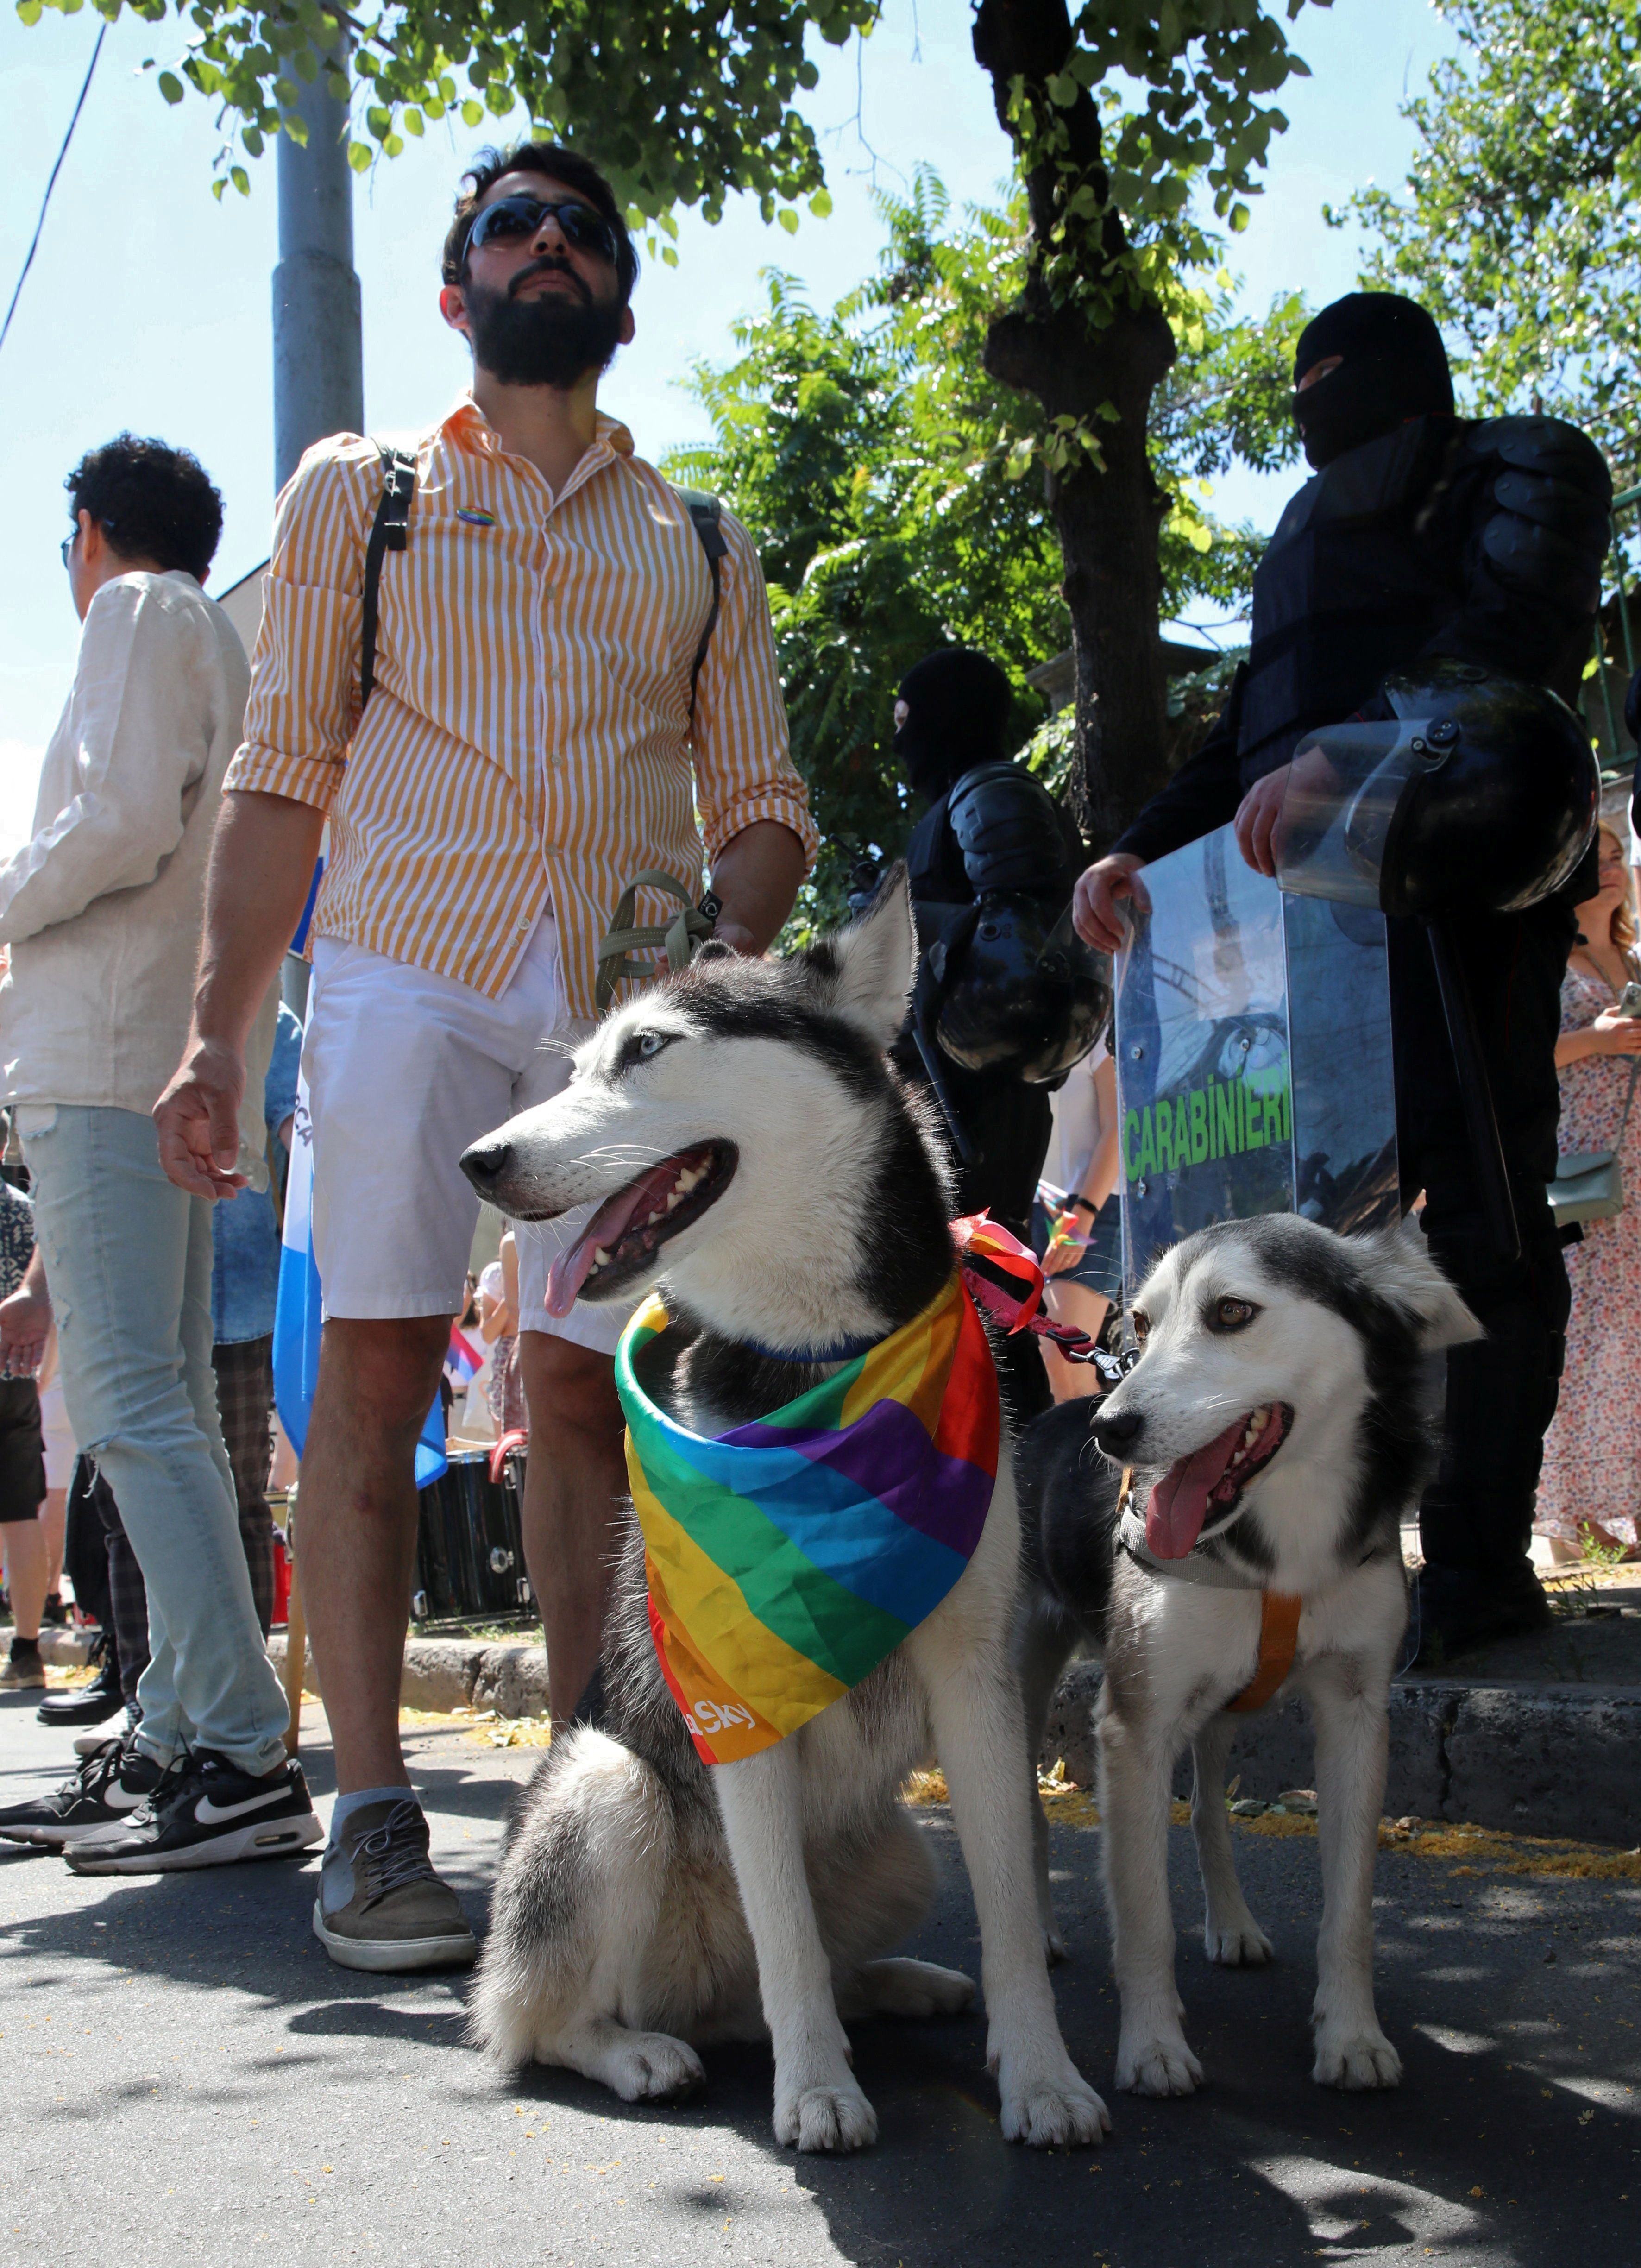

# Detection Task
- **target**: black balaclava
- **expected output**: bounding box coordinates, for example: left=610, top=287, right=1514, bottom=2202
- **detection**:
left=1291, top=291, right=1453, bottom=472
left=894, top=649, right=1015, bottom=803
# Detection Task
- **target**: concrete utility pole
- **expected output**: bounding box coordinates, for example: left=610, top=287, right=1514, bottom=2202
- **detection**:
left=272, top=63, right=361, bottom=1016
left=272, top=67, right=363, bottom=491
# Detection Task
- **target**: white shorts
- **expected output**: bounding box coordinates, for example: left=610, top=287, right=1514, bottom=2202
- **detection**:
left=303, top=917, right=634, bottom=1355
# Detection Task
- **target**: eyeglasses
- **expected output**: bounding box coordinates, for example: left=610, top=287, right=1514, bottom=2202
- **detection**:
left=60, top=517, right=111, bottom=569
left=463, top=194, right=617, bottom=269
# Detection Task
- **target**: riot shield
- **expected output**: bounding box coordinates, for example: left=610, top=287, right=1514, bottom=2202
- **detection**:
left=1115, top=823, right=1399, bottom=1292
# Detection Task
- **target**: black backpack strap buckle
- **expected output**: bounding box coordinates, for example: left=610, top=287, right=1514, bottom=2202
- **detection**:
left=361, top=442, right=418, bottom=709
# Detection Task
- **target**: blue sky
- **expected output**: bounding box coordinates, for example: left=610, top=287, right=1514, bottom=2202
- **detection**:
left=0, top=0, right=1457, bottom=845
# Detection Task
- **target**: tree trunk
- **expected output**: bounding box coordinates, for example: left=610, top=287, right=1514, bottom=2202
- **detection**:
left=972, top=0, right=1178, bottom=852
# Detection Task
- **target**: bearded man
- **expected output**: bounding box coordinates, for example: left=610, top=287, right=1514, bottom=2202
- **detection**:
left=154, top=143, right=814, bottom=1971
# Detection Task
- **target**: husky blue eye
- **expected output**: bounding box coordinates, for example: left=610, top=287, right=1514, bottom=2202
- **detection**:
left=638, top=1033, right=665, bottom=1058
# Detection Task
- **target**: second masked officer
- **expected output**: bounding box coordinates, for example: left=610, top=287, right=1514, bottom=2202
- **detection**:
left=1074, top=290, right=1612, bottom=1661
left=890, top=647, right=1099, bottom=1426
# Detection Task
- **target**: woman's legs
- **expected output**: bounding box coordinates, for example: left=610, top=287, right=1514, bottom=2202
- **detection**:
left=0, top=1519, right=47, bottom=1640
left=42, top=1487, right=66, bottom=1606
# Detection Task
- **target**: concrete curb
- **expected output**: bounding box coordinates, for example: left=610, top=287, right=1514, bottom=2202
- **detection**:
left=267, top=1632, right=550, bottom=1719
left=263, top=1628, right=1638, bottom=1848
left=37, top=1629, right=94, bottom=1668
left=1039, top=1660, right=1641, bottom=1849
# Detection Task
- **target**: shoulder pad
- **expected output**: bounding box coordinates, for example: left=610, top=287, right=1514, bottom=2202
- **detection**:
left=948, top=762, right=1076, bottom=900
left=1466, top=416, right=1612, bottom=506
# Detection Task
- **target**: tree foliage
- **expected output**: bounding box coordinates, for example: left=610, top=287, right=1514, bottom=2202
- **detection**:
left=1339, top=0, right=1641, bottom=491
left=669, top=174, right=1302, bottom=932
left=21, top=0, right=1325, bottom=832
left=17, top=0, right=877, bottom=216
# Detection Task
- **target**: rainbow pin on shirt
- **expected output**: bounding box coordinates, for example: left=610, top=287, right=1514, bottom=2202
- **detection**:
left=454, top=506, right=497, bottom=527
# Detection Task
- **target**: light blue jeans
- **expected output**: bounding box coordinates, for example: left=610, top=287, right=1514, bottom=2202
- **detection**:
left=18, top=1105, right=289, bottom=1777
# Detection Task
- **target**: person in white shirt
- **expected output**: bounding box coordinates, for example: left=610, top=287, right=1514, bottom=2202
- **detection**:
left=0, top=436, right=316, bottom=1872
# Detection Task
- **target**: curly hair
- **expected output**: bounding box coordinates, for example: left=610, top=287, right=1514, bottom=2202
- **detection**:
left=441, top=141, right=638, bottom=303
left=65, top=435, right=224, bottom=584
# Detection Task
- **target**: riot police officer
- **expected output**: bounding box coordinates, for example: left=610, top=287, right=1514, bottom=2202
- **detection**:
left=890, top=648, right=1092, bottom=1423
left=1074, top=291, right=1613, bottom=1659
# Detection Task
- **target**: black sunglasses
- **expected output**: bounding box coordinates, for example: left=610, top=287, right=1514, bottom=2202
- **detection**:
left=464, top=195, right=617, bottom=268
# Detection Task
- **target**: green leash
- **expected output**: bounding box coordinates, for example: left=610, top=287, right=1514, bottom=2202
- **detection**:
left=594, top=871, right=720, bottom=1014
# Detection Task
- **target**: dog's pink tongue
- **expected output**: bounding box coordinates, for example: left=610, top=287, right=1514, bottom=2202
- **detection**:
left=1145, top=1417, right=1248, bottom=1559
left=542, top=1162, right=679, bottom=1317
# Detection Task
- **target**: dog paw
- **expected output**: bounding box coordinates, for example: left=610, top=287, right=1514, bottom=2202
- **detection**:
left=1313, top=2029, right=1402, bottom=2091
left=852, top=1957, right=975, bottom=2019
left=1116, top=2032, right=1203, bottom=2097
left=776, top=2079, right=879, bottom=2153
left=1204, top=1917, right=1274, bottom=1967
left=999, top=2062, right=1111, bottom=2147
left=599, top=2031, right=705, bottom=2103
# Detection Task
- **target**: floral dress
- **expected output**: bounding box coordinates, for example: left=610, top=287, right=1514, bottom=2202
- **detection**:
left=1534, top=963, right=1641, bottom=1546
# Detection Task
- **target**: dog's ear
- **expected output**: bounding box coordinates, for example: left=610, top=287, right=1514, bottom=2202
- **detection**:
left=1361, top=1222, right=1484, bottom=1351
left=805, top=863, right=917, bottom=1049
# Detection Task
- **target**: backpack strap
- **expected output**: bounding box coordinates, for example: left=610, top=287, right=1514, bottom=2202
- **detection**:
left=673, top=486, right=726, bottom=722
left=360, top=443, right=417, bottom=709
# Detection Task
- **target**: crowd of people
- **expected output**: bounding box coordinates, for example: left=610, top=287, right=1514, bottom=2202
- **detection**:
left=0, top=130, right=1631, bottom=1983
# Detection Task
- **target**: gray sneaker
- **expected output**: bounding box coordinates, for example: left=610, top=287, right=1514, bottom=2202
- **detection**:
left=311, top=1798, right=476, bottom=1973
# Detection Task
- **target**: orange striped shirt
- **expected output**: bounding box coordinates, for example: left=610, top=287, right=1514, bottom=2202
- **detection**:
left=226, top=393, right=816, bottom=1012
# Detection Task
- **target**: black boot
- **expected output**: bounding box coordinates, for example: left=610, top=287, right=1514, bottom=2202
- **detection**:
left=1411, top=1558, right=1552, bottom=1666
left=36, top=1637, right=122, bottom=1730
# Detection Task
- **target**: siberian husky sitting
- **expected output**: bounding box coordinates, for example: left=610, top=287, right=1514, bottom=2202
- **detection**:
left=458, top=874, right=1107, bottom=2154
left=1016, top=1212, right=1479, bottom=2096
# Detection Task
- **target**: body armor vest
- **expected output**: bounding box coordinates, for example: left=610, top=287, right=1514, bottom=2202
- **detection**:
left=1239, top=415, right=1455, bottom=777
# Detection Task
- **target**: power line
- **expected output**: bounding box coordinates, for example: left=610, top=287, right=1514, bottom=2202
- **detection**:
left=0, top=19, right=107, bottom=362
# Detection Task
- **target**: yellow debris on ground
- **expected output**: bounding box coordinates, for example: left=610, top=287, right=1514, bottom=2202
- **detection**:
left=399, top=1706, right=553, bottom=1749
left=1377, top=1817, right=1641, bottom=1879
left=905, top=1761, right=1640, bottom=1877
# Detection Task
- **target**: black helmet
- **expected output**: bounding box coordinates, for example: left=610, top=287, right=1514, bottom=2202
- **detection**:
left=935, top=895, right=1112, bottom=1083
left=1274, top=662, right=1599, bottom=919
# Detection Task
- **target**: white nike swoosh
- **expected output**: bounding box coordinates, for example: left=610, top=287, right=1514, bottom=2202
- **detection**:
left=194, top=1787, right=289, bottom=1826
left=103, top=1780, right=147, bottom=1812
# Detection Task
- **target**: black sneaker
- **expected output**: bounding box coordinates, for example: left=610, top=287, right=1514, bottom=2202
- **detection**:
left=41, top=1592, right=68, bottom=1628
left=63, top=1748, right=321, bottom=1874
left=37, top=1645, right=123, bottom=1731
left=0, top=1733, right=177, bottom=1848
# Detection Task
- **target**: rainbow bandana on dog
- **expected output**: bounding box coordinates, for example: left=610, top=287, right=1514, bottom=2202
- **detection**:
left=616, top=1272, right=1000, bottom=1764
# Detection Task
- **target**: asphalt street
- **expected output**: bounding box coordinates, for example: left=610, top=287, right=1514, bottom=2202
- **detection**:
left=1, top=1687, right=1636, bottom=2268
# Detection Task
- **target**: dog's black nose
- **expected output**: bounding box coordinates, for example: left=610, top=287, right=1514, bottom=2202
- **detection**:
left=460, top=1138, right=512, bottom=1193
left=1089, top=1407, right=1144, bottom=1456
